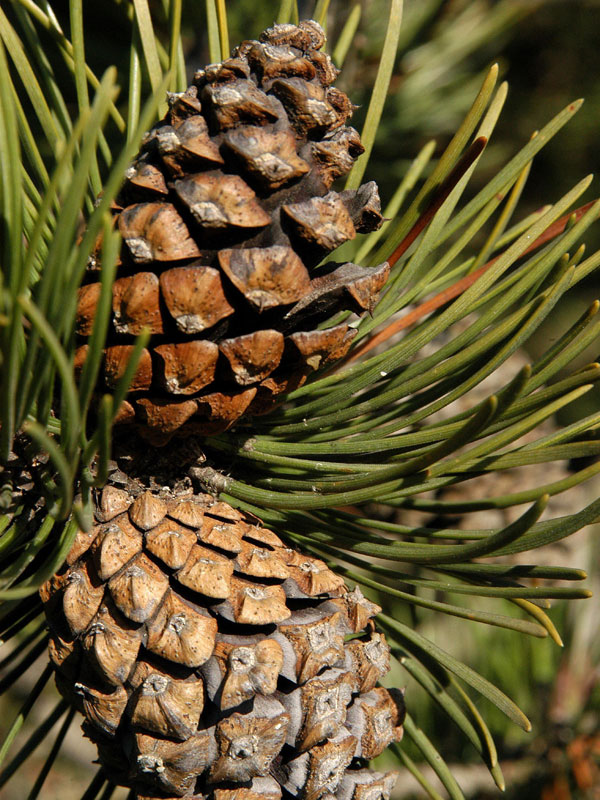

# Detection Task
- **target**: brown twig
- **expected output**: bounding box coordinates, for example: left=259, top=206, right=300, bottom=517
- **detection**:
left=344, top=199, right=597, bottom=364
left=387, top=136, right=488, bottom=269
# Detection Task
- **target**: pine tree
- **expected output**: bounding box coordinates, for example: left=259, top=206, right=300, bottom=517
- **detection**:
left=1, top=2, right=599, bottom=798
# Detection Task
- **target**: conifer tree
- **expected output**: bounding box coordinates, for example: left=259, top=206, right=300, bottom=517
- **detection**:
left=1, top=2, right=599, bottom=798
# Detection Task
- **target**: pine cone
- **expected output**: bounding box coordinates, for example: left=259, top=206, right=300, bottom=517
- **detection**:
left=76, top=20, right=389, bottom=444
left=41, top=483, right=404, bottom=800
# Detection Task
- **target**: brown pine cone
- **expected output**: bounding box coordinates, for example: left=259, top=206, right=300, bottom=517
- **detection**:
left=40, top=483, right=404, bottom=800
left=76, top=20, right=389, bottom=444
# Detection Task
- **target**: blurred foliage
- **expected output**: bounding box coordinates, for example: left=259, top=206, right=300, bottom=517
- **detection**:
left=494, top=2, right=600, bottom=246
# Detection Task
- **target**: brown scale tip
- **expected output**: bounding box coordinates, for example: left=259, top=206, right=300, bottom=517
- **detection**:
left=145, top=518, right=198, bottom=569
left=75, top=681, right=128, bottom=737
left=145, top=588, right=218, bottom=667
left=62, top=558, right=105, bottom=635
left=209, top=697, right=290, bottom=783
left=345, top=687, right=405, bottom=759
left=107, top=552, right=169, bottom=623
left=208, top=638, right=284, bottom=710
left=81, top=600, right=142, bottom=686
left=129, top=660, right=205, bottom=740
left=260, top=20, right=326, bottom=51
left=134, top=730, right=217, bottom=796
left=92, top=518, right=143, bottom=581
left=282, top=668, right=358, bottom=752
